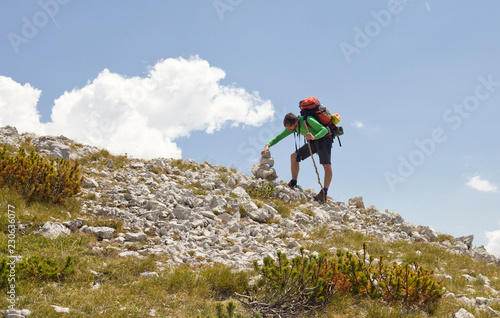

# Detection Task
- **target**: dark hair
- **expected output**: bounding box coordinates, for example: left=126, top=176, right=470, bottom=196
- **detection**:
left=283, top=113, right=298, bottom=127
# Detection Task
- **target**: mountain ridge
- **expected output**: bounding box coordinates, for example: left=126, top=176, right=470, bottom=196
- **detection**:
left=1, top=125, right=500, bottom=317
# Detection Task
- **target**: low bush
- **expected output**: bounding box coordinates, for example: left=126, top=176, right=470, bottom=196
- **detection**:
left=240, top=248, right=351, bottom=317
left=247, top=183, right=275, bottom=200
left=338, top=243, right=443, bottom=311
left=240, top=244, right=443, bottom=317
left=0, top=146, right=82, bottom=204
left=1, top=255, right=75, bottom=288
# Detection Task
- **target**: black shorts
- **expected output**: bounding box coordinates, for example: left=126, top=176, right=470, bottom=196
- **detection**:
left=296, top=135, right=333, bottom=165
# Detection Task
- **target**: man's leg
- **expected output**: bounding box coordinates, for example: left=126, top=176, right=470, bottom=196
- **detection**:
left=314, top=136, right=333, bottom=202
left=323, top=164, right=332, bottom=189
left=290, top=152, right=300, bottom=180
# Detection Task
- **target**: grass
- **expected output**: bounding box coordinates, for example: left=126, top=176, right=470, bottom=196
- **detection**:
left=186, top=181, right=208, bottom=196
left=77, top=149, right=129, bottom=170
left=170, top=159, right=199, bottom=172
left=0, top=187, right=83, bottom=231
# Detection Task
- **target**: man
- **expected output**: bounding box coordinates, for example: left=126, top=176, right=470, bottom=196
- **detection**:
left=261, top=112, right=334, bottom=203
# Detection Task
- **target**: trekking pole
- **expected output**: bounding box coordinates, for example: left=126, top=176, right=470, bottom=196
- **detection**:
left=302, top=118, right=326, bottom=203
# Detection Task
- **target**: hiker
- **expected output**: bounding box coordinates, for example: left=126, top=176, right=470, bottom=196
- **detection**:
left=261, top=112, right=334, bottom=203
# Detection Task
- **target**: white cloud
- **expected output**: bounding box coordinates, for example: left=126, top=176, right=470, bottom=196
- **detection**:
left=0, top=76, right=45, bottom=134
left=466, top=175, right=498, bottom=192
left=1, top=56, right=274, bottom=159
left=425, top=2, right=431, bottom=11
left=485, top=230, right=500, bottom=257
left=353, top=120, right=364, bottom=129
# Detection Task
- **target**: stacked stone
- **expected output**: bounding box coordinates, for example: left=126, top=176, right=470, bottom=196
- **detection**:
left=251, top=151, right=277, bottom=182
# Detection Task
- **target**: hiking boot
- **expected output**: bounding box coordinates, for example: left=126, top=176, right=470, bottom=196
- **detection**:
left=287, top=180, right=297, bottom=189
left=314, top=189, right=327, bottom=203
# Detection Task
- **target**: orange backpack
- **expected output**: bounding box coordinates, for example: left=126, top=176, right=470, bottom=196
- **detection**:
left=299, top=97, right=343, bottom=141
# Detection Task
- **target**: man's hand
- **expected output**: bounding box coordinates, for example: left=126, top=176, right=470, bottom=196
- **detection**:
left=261, top=144, right=270, bottom=155
left=306, top=133, right=316, bottom=140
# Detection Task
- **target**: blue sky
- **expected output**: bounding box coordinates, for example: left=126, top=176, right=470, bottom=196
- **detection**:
left=1, top=1, right=500, bottom=253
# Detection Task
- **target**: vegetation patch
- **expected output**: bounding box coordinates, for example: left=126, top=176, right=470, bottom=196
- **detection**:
left=0, top=147, right=82, bottom=204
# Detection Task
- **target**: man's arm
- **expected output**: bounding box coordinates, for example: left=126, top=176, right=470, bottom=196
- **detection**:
left=305, top=117, right=329, bottom=139
left=266, top=128, right=293, bottom=147
left=261, top=128, right=293, bottom=154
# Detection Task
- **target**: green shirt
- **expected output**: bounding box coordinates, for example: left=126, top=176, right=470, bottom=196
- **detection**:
left=266, top=116, right=329, bottom=147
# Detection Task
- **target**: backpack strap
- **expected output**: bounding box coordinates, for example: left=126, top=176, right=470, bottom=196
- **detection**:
left=294, top=120, right=301, bottom=153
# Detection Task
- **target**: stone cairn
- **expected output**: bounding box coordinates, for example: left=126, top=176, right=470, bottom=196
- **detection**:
left=251, top=151, right=278, bottom=182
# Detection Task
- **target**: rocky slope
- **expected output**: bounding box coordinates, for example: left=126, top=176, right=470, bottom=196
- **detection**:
left=1, top=125, right=500, bottom=317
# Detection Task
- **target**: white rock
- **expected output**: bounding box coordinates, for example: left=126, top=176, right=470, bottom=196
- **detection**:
left=259, top=157, right=274, bottom=167
left=125, top=232, right=147, bottom=242
left=119, top=251, right=142, bottom=258
left=286, top=241, right=300, bottom=248
left=231, top=186, right=250, bottom=198
left=417, top=225, right=439, bottom=242
left=348, top=196, right=365, bottom=210
left=1, top=309, right=32, bottom=317
left=216, top=213, right=235, bottom=223
left=475, top=297, right=488, bottom=305
left=82, top=177, right=99, bottom=188
left=140, top=272, right=159, bottom=278
left=34, top=136, right=71, bottom=160
left=35, top=222, right=71, bottom=240
left=247, top=209, right=270, bottom=223
left=242, top=200, right=258, bottom=212
left=251, top=162, right=277, bottom=181
left=51, top=305, right=70, bottom=313
left=456, top=235, right=474, bottom=250
left=72, top=217, right=87, bottom=230
left=462, top=274, right=475, bottom=282
left=81, top=226, right=116, bottom=240
left=172, top=206, right=191, bottom=220
left=453, top=308, right=475, bottom=318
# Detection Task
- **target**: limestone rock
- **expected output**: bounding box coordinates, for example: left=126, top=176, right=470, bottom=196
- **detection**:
left=33, top=136, right=71, bottom=160
left=251, top=151, right=277, bottom=181
left=106, top=159, right=115, bottom=169
left=453, top=308, right=475, bottom=318
left=51, top=305, right=70, bottom=313
left=1, top=309, right=31, bottom=318
left=35, top=222, right=71, bottom=240
left=125, top=232, right=147, bottom=242
left=140, top=271, right=159, bottom=278
left=417, top=225, right=439, bottom=242
left=172, top=206, right=191, bottom=220
left=348, top=196, right=365, bottom=210
left=80, top=226, right=116, bottom=240
left=456, top=235, right=474, bottom=250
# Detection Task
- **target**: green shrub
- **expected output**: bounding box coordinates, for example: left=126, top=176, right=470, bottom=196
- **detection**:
left=18, top=255, right=74, bottom=281
left=241, top=244, right=443, bottom=317
left=240, top=248, right=351, bottom=317
left=1, top=255, right=74, bottom=287
left=337, top=243, right=444, bottom=310
left=0, top=146, right=82, bottom=204
left=247, top=183, right=275, bottom=200
left=0, top=258, right=11, bottom=288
